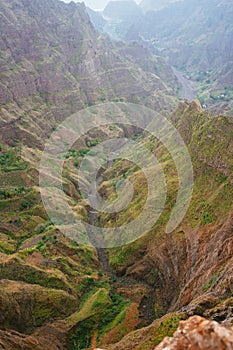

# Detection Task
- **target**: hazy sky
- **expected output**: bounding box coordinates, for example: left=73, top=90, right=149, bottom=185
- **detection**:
left=62, top=0, right=141, bottom=11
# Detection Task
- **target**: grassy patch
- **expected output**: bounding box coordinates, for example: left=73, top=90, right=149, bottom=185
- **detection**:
left=202, top=271, right=221, bottom=292
left=0, top=259, right=72, bottom=292
left=0, top=187, right=31, bottom=199
left=67, top=289, right=111, bottom=327
left=34, top=289, right=77, bottom=326
left=153, top=314, right=183, bottom=346
left=69, top=289, right=129, bottom=349
left=0, top=148, right=28, bottom=173
left=0, top=233, right=16, bottom=254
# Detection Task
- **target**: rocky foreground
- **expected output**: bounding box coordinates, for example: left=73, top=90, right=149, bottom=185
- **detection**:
left=1, top=316, right=233, bottom=350
left=90, top=316, right=233, bottom=350
left=155, top=316, right=233, bottom=350
left=0, top=0, right=232, bottom=349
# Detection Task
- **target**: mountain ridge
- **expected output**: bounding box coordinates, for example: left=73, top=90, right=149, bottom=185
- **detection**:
left=88, top=0, right=233, bottom=113
left=0, top=0, right=178, bottom=148
left=0, top=0, right=232, bottom=349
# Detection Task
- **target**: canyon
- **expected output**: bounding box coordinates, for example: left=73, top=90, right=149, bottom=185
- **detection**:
left=0, top=0, right=232, bottom=349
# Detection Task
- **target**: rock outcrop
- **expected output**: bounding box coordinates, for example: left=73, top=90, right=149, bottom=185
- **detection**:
left=155, top=316, right=233, bottom=350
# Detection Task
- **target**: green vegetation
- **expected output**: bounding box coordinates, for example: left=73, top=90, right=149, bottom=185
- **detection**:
left=199, top=200, right=215, bottom=226
left=206, top=86, right=233, bottom=103
left=0, top=187, right=31, bottom=199
left=0, top=188, right=40, bottom=215
left=20, top=199, right=32, bottom=210
left=36, top=220, right=53, bottom=234
left=0, top=86, right=232, bottom=349
left=65, top=148, right=90, bottom=159
left=69, top=289, right=129, bottom=349
left=202, top=271, right=222, bottom=292
left=34, top=289, right=77, bottom=327
left=0, top=233, right=16, bottom=254
left=153, top=315, right=183, bottom=346
left=119, top=313, right=184, bottom=350
left=70, top=318, right=97, bottom=349
left=198, top=82, right=233, bottom=106
left=109, top=111, right=232, bottom=270
left=0, top=260, right=72, bottom=291
left=154, top=303, right=164, bottom=319
left=69, top=289, right=111, bottom=349
left=3, top=0, right=227, bottom=347
left=98, top=292, right=129, bottom=336
left=0, top=148, right=28, bottom=172
left=86, top=139, right=99, bottom=147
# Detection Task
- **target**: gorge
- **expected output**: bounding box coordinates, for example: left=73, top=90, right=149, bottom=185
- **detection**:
left=0, top=1, right=232, bottom=349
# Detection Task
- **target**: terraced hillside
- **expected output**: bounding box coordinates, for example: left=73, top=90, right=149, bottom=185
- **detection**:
left=1, top=100, right=232, bottom=349
left=128, top=0, right=233, bottom=113
left=0, top=0, right=178, bottom=148
left=0, top=0, right=232, bottom=349
left=101, top=101, right=233, bottom=349
left=0, top=0, right=179, bottom=348
left=89, top=0, right=233, bottom=114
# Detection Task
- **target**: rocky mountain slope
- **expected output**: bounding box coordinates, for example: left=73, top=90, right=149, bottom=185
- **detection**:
left=130, top=0, right=233, bottom=70
left=101, top=1, right=143, bottom=39
left=0, top=0, right=178, bottom=147
left=0, top=0, right=177, bottom=348
left=0, top=0, right=232, bottom=349
left=0, top=100, right=232, bottom=349
left=89, top=0, right=233, bottom=113
left=128, top=0, right=233, bottom=112
left=87, top=6, right=107, bottom=31
left=85, top=100, right=232, bottom=348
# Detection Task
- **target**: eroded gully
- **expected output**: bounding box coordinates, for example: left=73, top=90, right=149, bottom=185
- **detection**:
left=87, top=199, right=156, bottom=327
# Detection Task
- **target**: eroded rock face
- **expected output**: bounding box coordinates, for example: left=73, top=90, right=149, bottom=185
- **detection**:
left=112, top=103, right=233, bottom=318
left=0, top=0, right=178, bottom=148
left=0, top=328, right=66, bottom=350
left=155, top=316, right=233, bottom=350
left=0, top=279, right=78, bottom=333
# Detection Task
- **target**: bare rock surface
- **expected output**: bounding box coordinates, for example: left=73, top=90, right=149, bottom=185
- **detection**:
left=155, top=316, right=233, bottom=350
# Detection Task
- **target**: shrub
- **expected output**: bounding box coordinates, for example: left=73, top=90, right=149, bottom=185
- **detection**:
left=20, top=200, right=29, bottom=210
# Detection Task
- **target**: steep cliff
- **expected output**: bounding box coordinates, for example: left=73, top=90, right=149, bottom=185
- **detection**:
left=0, top=0, right=232, bottom=349
left=94, top=102, right=233, bottom=350
left=0, top=0, right=178, bottom=148
left=0, top=0, right=179, bottom=348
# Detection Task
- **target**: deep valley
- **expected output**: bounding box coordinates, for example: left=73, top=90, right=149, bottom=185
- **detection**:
left=0, top=1, right=232, bottom=350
